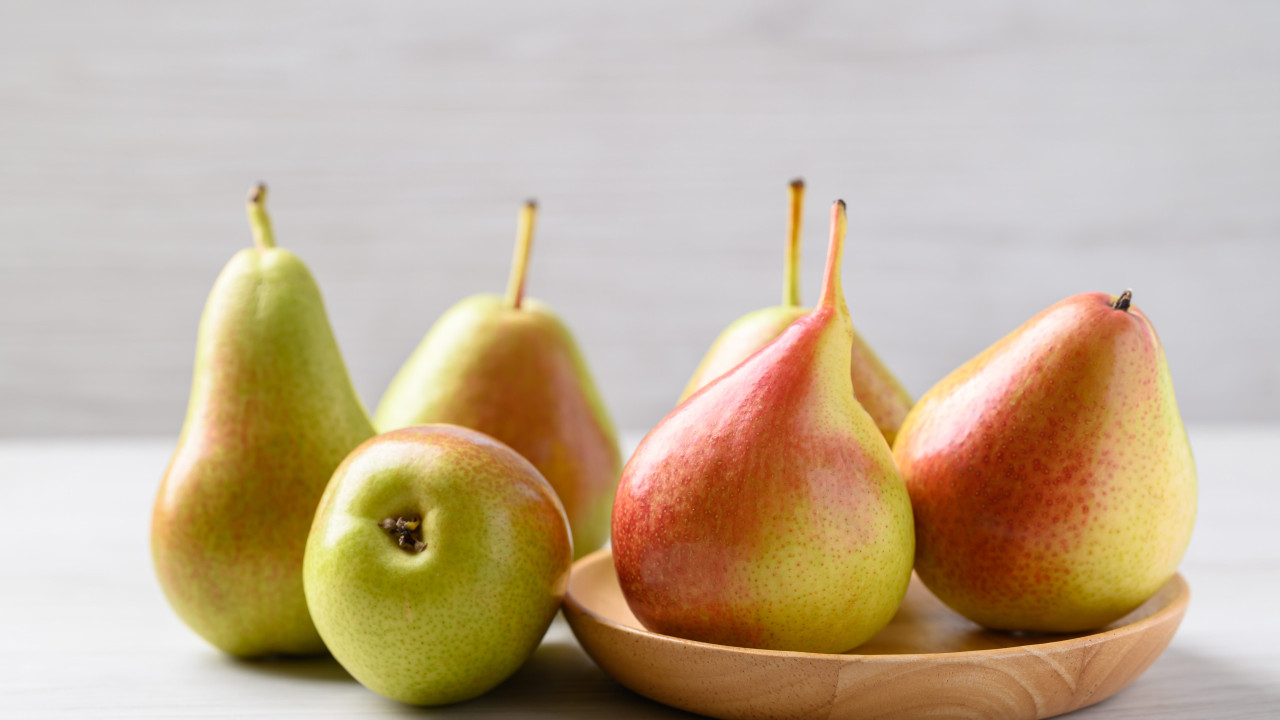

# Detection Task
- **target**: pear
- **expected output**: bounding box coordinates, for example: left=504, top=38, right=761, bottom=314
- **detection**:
left=374, top=201, right=621, bottom=559
left=893, top=290, right=1197, bottom=633
left=303, top=425, right=573, bottom=706
left=151, top=184, right=376, bottom=657
left=680, top=179, right=913, bottom=445
left=612, top=201, right=915, bottom=653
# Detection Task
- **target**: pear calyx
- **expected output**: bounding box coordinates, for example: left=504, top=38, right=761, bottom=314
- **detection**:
left=380, top=515, right=426, bottom=553
left=505, top=200, right=538, bottom=310
left=246, top=182, right=277, bottom=249
left=1111, top=289, right=1133, bottom=312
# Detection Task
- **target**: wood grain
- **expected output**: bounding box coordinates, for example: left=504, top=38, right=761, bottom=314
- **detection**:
left=1, top=1, right=1279, bottom=436
left=565, top=550, right=1188, bottom=720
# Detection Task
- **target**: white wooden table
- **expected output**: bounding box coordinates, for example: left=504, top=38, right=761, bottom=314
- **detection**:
left=2, top=428, right=1277, bottom=718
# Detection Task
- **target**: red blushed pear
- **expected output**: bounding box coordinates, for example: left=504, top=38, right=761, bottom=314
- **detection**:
left=612, top=201, right=915, bottom=654
left=679, top=179, right=913, bottom=445
left=893, top=290, right=1197, bottom=633
left=374, top=201, right=621, bottom=559
left=152, top=184, right=376, bottom=657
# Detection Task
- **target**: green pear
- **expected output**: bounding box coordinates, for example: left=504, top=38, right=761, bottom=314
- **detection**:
left=151, top=185, right=375, bottom=657
left=680, top=179, right=913, bottom=444
left=613, top=201, right=915, bottom=653
left=893, top=290, right=1197, bottom=632
left=303, top=424, right=573, bottom=706
left=374, top=201, right=620, bottom=559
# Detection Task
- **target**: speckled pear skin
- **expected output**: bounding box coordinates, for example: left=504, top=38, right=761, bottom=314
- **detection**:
left=152, top=247, right=375, bottom=657
left=679, top=299, right=912, bottom=446
left=303, top=425, right=572, bottom=706
left=612, top=203, right=915, bottom=654
left=893, top=292, right=1197, bottom=633
left=374, top=295, right=621, bottom=559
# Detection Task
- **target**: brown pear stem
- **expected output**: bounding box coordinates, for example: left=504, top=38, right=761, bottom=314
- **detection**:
left=505, top=200, right=538, bottom=309
left=783, top=179, right=805, bottom=307
left=245, top=183, right=276, bottom=249
left=1111, top=289, right=1133, bottom=312
left=816, top=200, right=847, bottom=309
left=380, top=515, right=426, bottom=553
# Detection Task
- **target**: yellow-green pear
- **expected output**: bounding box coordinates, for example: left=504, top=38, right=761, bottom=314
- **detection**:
left=374, top=201, right=620, bottom=558
left=151, top=185, right=375, bottom=657
left=681, top=179, right=913, bottom=445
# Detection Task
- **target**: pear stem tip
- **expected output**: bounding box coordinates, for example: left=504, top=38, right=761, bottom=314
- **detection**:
left=816, top=199, right=847, bottom=308
left=506, top=200, right=538, bottom=309
left=245, top=182, right=276, bottom=249
left=1111, top=289, right=1133, bottom=312
left=784, top=179, right=806, bottom=307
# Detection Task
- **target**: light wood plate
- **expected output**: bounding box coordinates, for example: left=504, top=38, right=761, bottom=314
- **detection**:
left=564, top=549, right=1189, bottom=720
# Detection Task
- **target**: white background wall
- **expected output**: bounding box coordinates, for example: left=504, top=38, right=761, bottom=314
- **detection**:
left=1, top=0, right=1277, bottom=436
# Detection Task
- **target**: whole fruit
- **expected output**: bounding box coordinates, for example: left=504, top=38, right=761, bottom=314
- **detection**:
left=152, top=184, right=374, bottom=657
left=613, top=201, right=915, bottom=653
left=893, top=290, right=1196, bottom=632
left=303, top=424, right=572, bottom=705
left=375, top=201, right=621, bottom=559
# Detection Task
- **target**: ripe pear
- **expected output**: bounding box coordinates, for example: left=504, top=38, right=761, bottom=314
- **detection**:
left=613, top=201, right=915, bottom=653
left=893, top=290, right=1197, bottom=633
left=151, top=185, right=375, bottom=657
left=374, top=201, right=620, bottom=559
left=680, top=179, right=913, bottom=445
left=303, top=425, right=572, bottom=706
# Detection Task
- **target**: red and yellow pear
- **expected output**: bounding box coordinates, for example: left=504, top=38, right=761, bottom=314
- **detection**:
left=893, top=290, right=1197, bottom=632
left=612, top=200, right=915, bottom=653
left=374, top=201, right=621, bottom=559
left=680, top=179, right=913, bottom=445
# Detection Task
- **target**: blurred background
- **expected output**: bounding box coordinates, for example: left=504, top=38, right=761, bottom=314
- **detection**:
left=1, top=0, right=1277, bottom=437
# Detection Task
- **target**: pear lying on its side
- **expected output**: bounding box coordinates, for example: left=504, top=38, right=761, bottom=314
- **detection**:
left=680, top=179, right=913, bottom=445
left=375, top=201, right=621, bottom=559
left=152, top=185, right=375, bottom=657
left=613, top=201, right=915, bottom=654
left=893, top=290, right=1197, bottom=633
left=304, top=425, right=572, bottom=706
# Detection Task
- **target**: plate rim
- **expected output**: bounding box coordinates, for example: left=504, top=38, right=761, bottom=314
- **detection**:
left=564, top=547, right=1191, bottom=663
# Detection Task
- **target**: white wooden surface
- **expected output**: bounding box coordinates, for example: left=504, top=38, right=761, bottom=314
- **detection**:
left=2, top=1, right=1279, bottom=437
left=0, top=427, right=1277, bottom=718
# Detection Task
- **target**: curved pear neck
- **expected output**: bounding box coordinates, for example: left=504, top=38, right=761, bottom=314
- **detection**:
left=505, top=200, right=537, bottom=310
left=246, top=183, right=277, bottom=250
left=783, top=179, right=804, bottom=308
left=815, top=200, right=847, bottom=312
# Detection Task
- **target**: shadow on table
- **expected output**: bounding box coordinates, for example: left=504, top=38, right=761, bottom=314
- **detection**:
left=222, top=652, right=354, bottom=683
left=1076, top=645, right=1280, bottom=719
left=386, top=637, right=697, bottom=718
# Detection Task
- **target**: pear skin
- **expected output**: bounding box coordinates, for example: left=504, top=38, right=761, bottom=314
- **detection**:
left=613, top=201, right=915, bottom=653
left=303, top=425, right=572, bottom=705
left=893, top=290, right=1197, bottom=633
left=374, top=202, right=621, bottom=559
left=679, top=179, right=913, bottom=445
left=152, top=185, right=375, bottom=657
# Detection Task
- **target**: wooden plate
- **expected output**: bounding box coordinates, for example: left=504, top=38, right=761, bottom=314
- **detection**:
left=564, top=549, right=1189, bottom=720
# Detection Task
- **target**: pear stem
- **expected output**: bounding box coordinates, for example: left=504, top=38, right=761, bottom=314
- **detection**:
left=816, top=200, right=847, bottom=309
left=1111, top=289, right=1133, bottom=312
left=245, top=183, right=276, bottom=249
left=783, top=178, right=804, bottom=307
left=380, top=515, right=426, bottom=553
left=505, top=200, right=537, bottom=309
